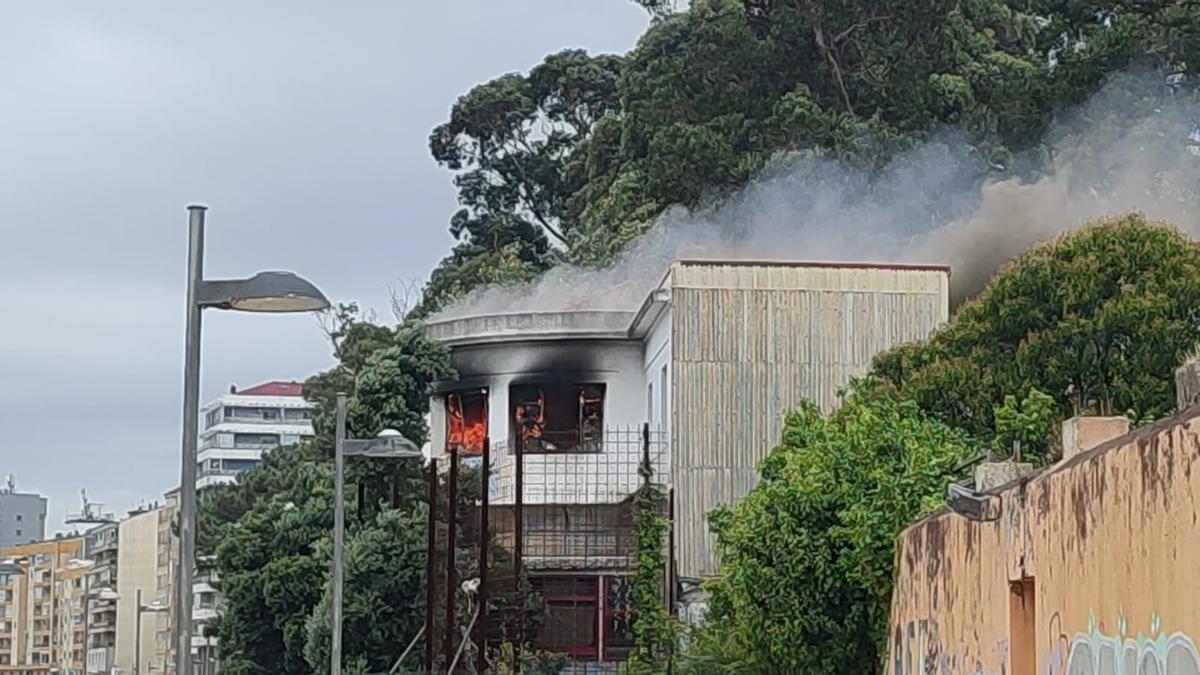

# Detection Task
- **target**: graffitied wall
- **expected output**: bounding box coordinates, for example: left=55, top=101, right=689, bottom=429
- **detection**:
left=887, top=409, right=1200, bottom=675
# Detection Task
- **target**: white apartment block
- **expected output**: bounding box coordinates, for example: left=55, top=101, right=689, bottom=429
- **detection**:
left=196, top=382, right=315, bottom=489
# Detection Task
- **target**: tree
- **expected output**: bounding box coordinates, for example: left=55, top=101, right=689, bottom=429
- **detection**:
left=199, top=311, right=452, bottom=675
left=684, top=383, right=980, bottom=673
left=303, top=509, right=428, bottom=672
left=873, top=214, right=1200, bottom=442
left=418, top=49, right=626, bottom=317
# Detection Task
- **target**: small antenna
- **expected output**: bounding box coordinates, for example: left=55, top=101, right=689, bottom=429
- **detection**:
left=65, top=488, right=117, bottom=525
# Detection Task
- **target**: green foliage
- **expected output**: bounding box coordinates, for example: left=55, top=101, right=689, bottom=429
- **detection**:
left=303, top=509, right=428, bottom=672
left=198, top=311, right=453, bottom=675
left=624, top=483, right=675, bottom=674
left=991, top=388, right=1057, bottom=462
left=874, top=215, right=1200, bottom=442
left=683, top=383, right=977, bottom=673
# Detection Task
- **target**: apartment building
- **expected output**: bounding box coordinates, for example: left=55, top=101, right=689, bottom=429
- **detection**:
left=0, top=479, right=47, bottom=549
left=83, top=524, right=117, bottom=675
left=0, top=538, right=88, bottom=675
left=196, top=381, right=315, bottom=489
left=110, top=506, right=163, bottom=675
left=152, top=491, right=177, bottom=675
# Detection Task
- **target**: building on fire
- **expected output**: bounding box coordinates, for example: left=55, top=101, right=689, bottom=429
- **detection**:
left=425, top=259, right=951, bottom=665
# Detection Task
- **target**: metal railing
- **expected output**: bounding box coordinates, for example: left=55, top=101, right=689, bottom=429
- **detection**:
left=487, top=425, right=668, bottom=505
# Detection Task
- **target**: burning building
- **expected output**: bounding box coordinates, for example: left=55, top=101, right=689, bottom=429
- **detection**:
left=425, top=259, right=950, bottom=665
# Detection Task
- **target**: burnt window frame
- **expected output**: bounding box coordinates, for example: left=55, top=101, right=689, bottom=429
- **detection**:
left=445, top=388, right=488, bottom=455
left=510, top=382, right=606, bottom=454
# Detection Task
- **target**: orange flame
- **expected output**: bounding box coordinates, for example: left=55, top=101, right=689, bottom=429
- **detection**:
left=447, top=391, right=487, bottom=455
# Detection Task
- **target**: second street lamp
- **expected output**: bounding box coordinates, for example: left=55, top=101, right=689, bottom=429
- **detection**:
left=330, top=393, right=422, bottom=675
left=175, top=205, right=330, bottom=675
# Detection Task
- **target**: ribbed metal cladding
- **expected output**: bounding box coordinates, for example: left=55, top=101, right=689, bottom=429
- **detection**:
left=671, top=262, right=950, bottom=579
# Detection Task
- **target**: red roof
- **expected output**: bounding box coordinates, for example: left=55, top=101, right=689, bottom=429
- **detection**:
left=237, top=381, right=305, bottom=397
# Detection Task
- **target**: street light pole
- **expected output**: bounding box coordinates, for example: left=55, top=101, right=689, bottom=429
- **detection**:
left=176, top=205, right=205, bottom=675
left=329, top=407, right=422, bottom=675
left=135, top=588, right=144, bottom=675
left=173, top=204, right=329, bottom=675
left=331, top=394, right=347, bottom=675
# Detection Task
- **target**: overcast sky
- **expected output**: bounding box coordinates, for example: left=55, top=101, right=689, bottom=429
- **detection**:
left=0, top=2, right=648, bottom=533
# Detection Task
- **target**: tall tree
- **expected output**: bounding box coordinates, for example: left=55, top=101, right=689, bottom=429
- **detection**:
left=419, top=49, right=625, bottom=317
left=874, top=214, right=1200, bottom=438
left=198, top=312, right=451, bottom=675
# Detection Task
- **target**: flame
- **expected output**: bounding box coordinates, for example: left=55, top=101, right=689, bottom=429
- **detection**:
left=447, top=391, right=487, bottom=455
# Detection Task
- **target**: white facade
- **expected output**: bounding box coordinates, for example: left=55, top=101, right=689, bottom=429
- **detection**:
left=196, top=382, right=315, bottom=489
left=425, top=261, right=952, bottom=570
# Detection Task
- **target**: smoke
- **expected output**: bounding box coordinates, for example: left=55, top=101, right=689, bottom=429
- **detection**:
left=430, top=76, right=1200, bottom=321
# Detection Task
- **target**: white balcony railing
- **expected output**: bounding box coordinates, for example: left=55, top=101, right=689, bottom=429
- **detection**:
left=485, top=425, right=668, bottom=505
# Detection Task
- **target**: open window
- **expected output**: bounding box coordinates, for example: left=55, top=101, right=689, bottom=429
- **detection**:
left=511, top=383, right=605, bottom=454
left=446, top=389, right=488, bottom=455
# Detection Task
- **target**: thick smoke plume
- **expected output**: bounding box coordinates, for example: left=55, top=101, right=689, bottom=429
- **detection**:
left=430, top=77, right=1200, bottom=321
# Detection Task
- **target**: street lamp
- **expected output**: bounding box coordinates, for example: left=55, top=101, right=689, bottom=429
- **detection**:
left=135, top=589, right=168, bottom=675
left=176, top=205, right=330, bottom=675
left=331, top=393, right=421, bottom=675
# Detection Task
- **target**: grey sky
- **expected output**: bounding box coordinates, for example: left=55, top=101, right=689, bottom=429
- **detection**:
left=0, top=2, right=648, bottom=532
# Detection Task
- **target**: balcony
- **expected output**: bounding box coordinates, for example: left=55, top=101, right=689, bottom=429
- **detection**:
left=487, top=426, right=669, bottom=505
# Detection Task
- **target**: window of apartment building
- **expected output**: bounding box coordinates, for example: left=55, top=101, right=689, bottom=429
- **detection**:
left=511, top=383, right=605, bottom=454
left=261, top=408, right=279, bottom=421
left=234, top=433, right=279, bottom=447
left=283, top=408, right=311, bottom=421
left=445, top=389, right=487, bottom=455
left=223, top=459, right=258, bottom=472
left=204, top=409, right=220, bottom=429
left=14, top=514, right=21, bottom=522
left=13, top=529, right=20, bottom=538
left=646, top=382, right=654, bottom=424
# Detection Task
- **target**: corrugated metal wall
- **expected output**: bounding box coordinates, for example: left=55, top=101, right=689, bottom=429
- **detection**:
left=671, top=262, right=950, bottom=579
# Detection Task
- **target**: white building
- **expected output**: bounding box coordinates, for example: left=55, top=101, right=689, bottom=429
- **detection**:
left=424, top=259, right=952, bottom=664
left=196, top=381, right=315, bottom=489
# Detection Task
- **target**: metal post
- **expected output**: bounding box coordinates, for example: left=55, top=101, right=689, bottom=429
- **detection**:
left=423, top=459, right=438, bottom=672
left=513, top=434, right=523, bottom=669
left=444, top=446, right=459, bottom=670
left=668, top=487, right=676, bottom=614
left=332, top=394, right=347, bottom=675
left=82, top=565, right=90, bottom=674
left=357, top=483, right=365, bottom=525
left=135, top=588, right=143, bottom=675
left=176, top=205, right=206, bottom=675
left=475, top=437, right=490, bottom=674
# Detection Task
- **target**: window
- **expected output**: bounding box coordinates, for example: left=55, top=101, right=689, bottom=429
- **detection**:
left=14, top=530, right=20, bottom=538
left=532, top=576, right=599, bottom=660
left=604, top=577, right=635, bottom=661
left=233, top=433, right=279, bottom=447
left=284, top=408, right=312, bottom=421
left=14, top=515, right=21, bottom=522
left=204, top=409, right=221, bottom=429
left=261, top=408, right=279, bottom=421
left=222, top=459, right=258, bottom=473
left=446, top=389, right=488, bottom=455
left=511, top=383, right=605, bottom=453
left=647, top=383, right=654, bottom=424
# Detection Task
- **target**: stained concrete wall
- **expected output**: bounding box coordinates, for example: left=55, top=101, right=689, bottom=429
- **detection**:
left=888, top=411, right=1200, bottom=675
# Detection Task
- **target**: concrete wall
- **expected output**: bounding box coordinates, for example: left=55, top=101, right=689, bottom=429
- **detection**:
left=0, top=493, right=47, bottom=549
left=888, top=412, right=1200, bottom=675
left=115, top=508, right=161, bottom=675
left=670, top=262, right=951, bottom=580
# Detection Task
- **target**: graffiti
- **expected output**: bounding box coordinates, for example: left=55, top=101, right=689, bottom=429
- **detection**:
left=1062, top=611, right=1200, bottom=675
left=894, top=620, right=941, bottom=675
